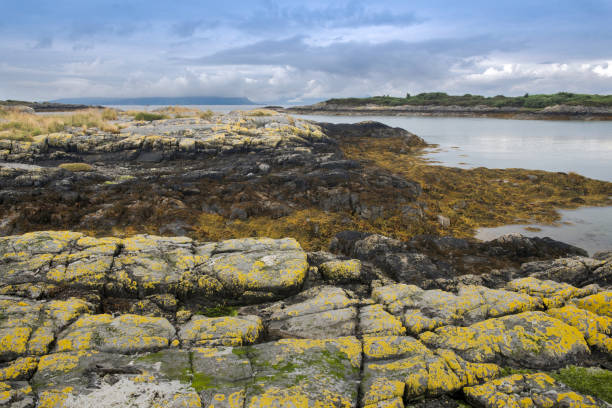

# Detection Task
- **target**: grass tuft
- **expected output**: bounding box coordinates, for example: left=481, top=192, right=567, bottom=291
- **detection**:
left=59, top=163, right=94, bottom=172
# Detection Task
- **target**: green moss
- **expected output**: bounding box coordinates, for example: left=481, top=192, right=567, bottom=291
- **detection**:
left=200, top=304, right=238, bottom=317
left=320, top=349, right=349, bottom=380
left=551, top=366, right=612, bottom=403
left=191, top=372, right=213, bottom=391
left=499, top=367, right=535, bottom=377
left=232, top=347, right=248, bottom=357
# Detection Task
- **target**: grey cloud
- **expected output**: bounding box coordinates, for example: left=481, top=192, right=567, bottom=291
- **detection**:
left=190, top=35, right=520, bottom=80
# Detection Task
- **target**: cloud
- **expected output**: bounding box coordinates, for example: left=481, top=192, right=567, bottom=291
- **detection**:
left=33, top=36, right=53, bottom=49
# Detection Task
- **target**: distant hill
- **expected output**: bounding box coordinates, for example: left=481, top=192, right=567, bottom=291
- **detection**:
left=52, top=96, right=256, bottom=106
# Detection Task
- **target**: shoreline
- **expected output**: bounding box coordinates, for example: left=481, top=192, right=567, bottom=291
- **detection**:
left=283, top=105, right=612, bottom=121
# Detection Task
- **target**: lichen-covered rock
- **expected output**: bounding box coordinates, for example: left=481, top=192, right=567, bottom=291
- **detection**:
left=0, top=357, right=38, bottom=382
left=0, top=297, right=92, bottom=362
left=209, top=238, right=308, bottom=300
left=179, top=315, right=262, bottom=347
left=361, top=336, right=499, bottom=405
left=360, top=305, right=406, bottom=337
left=506, top=276, right=599, bottom=308
left=319, top=259, right=362, bottom=283
left=464, top=373, right=607, bottom=408
left=372, top=283, right=543, bottom=335
left=32, top=349, right=200, bottom=408
left=547, top=304, right=612, bottom=355
left=419, top=311, right=590, bottom=369
left=54, top=314, right=175, bottom=354
left=191, top=346, right=252, bottom=407
left=572, top=291, right=612, bottom=318
left=0, top=380, right=33, bottom=407
left=245, top=337, right=362, bottom=408
left=267, top=286, right=359, bottom=339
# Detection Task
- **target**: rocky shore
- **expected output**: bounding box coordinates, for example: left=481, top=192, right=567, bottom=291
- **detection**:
left=284, top=103, right=612, bottom=120
left=0, top=229, right=611, bottom=407
left=1, top=108, right=612, bottom=406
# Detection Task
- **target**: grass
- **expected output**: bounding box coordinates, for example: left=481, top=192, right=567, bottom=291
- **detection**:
left=59, top=163, right=94, bottom=172
left=246, top=108, right=278, bottom=116
left=133, top=112, right=167, bottom=121
left=551, top=366, right=612, bottom=403
left=0, top=108, right=121, bottom=141
left=325, top=92, right=612, bottom=109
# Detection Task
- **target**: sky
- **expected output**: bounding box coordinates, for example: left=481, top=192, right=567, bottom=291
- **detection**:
left=1, top=0, right=612, bottom=103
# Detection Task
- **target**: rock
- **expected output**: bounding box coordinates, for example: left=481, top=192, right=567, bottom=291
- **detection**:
left=419, top=311, right=590, bottom=369
left=319, top=259, right=362, bottom=283
left=208, top=237, right=309, bottom=300
left=547, top=304, right=612, bottom=356
left=245, top=337, right=362, bottom=407
left=178, top=315, right=263, bottom=347
left=54, top=314, right=175, bottom=354
left=437, top=215, right=451, bottom=228
left=359, top=305, right=406, bottom=337
left=485, top=233, right=588, bottom=259
left=593, top=249, right=612, bottom=261
left=361, top=336, right=499, bottom=404
left=0, top=296, right=92, bottom=362
left=317, top=121, right=426, bottom=146
left=520, top=256, right=609, bottom=286
left=371, top=283, right=543, bottom=335
left=464, top=373, right=607, bottom=408
left=267, top=286, right=359, bottom=339
left=506, top=276, right=599, bottom=308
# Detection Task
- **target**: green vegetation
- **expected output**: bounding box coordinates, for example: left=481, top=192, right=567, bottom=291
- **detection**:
left=133, top=112, right=167, bottom=121
left=326, top=92, right=612, bottom=109
left=498, top=366, right=612, bottom=403
left=190, top=372, right=213, bottom=391
left=551, top=366, right=612, bottom=403
left=59, top=163, right=94, bottom=172
left=199, top=304, right=238, bottom=317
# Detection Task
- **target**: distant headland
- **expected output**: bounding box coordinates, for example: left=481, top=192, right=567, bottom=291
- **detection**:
left=284, top=92, right=612, bottom=120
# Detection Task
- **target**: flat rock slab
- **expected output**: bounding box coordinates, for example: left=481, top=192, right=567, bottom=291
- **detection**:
left=54, top=314, right=175, bottom=354
left=267, top=286, right=359, bottom=339
left=1, top=232, right=309, bottom=302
